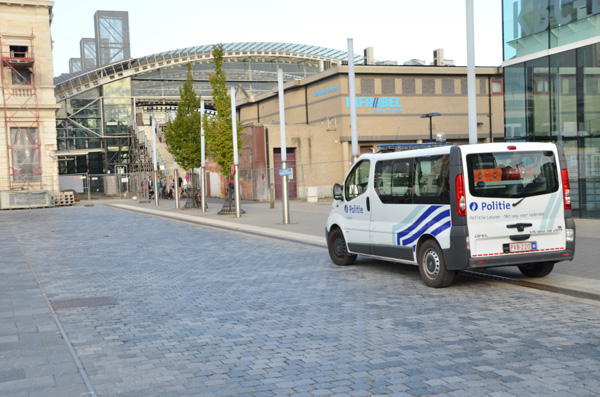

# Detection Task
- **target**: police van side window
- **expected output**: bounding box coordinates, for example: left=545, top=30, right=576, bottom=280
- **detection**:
left=375, top=159, right=413, bottom=204
left=413, top=155, right=450, bottom=204
left=345, top=160, right=371, bottom=201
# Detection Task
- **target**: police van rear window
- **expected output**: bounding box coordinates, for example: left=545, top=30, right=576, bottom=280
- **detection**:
left=466, top=151, right=559, bottom=198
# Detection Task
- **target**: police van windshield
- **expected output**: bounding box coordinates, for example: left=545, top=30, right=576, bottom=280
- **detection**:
left=466, top=151, right=559, bottom=199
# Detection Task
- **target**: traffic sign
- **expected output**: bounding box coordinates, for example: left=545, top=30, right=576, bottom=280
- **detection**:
left=279, top=168, right=293, bottom=177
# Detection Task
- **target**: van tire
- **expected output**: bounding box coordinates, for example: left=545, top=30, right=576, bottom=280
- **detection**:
left=328, top=228, right=357, bottom=266
left=418, top=240, right=455, bottom=288
left=518, top=262, right=555, bottom=278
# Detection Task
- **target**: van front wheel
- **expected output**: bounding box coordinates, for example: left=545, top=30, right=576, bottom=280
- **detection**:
left=518, top=262, right=554, bottom=278
left=418, top=240, right=455, bottom=288
left=327, top=228, right=357, bottom=266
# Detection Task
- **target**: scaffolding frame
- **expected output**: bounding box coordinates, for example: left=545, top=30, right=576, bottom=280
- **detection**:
left=1, top=33, right=42, bottom=190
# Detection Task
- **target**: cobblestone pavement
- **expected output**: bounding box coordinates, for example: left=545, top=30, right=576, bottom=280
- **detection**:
left=1, top=205, right=600, bottom=396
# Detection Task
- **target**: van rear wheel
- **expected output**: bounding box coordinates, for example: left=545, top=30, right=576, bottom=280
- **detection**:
left=418, top=240, right=455, bottom=288
left=327, top=228, right=357, bottom=266
left=518, top=262, right=555, bottom=278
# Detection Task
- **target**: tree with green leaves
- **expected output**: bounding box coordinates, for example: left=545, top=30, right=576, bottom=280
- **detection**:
left=163, top=63, right=202, bottom=171
left=203, top=43, right=244, bottom=187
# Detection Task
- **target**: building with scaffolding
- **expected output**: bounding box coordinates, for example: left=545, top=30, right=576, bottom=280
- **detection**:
left=0, top=0, right=59, bottom=207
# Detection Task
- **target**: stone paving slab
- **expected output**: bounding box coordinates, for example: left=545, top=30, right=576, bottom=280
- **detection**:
left=0, top=221, right=88, bottom=397
left=111, top=197, right=600, bottom=294
left=1, top=205, right=599, bottom=396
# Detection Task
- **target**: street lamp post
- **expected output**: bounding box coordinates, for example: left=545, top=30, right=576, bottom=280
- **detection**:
left=421, top=112, right=441, bottom=141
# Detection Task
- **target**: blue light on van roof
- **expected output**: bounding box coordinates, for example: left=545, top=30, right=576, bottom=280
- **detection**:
left=376, top=142, right=452, bottom=153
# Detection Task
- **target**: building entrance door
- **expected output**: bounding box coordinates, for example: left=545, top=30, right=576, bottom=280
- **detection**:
left=273, top=148, right=297, bottom=199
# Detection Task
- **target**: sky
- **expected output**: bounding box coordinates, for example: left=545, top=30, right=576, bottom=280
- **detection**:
left=50, top=0, right=503, bottom=77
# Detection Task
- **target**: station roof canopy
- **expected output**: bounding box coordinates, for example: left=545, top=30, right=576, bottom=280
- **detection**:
left=54, top=42, right=365, bottom=101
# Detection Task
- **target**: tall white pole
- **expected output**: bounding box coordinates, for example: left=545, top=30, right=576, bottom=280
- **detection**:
left=278, top=68, right=290, bottom=224
left=230, top=87, right=241, bottom=217
left=151, top=116, right=159, bottom=206
left=200, top=100, right=206, bottom=212
left=348, top=38, right=359, bottom=162
left=466, top=0, right=478, bottom=145
left=174, top=161, right=179, bottom=209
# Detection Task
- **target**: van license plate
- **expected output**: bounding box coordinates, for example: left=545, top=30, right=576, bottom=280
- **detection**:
left=509, top=241, right=536, bottom=253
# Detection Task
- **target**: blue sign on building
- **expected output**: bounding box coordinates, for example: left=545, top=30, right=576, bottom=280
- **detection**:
left=345, top=97, right=402, bottom=113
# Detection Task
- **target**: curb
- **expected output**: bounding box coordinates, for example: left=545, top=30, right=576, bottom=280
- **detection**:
left=109, top=203, right=327, bottom=247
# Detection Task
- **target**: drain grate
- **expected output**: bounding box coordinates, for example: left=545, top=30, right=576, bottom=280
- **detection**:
left=51, top=296, right=117, bottom=310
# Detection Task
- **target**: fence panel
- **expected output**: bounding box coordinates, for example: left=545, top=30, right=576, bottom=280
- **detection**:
left=53, top=160, right=349, bottom=202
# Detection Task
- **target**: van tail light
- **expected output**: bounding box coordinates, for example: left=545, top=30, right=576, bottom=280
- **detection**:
left=561, top=169, right=571, bottom=210
left=455, top=173, right=466, bottom=216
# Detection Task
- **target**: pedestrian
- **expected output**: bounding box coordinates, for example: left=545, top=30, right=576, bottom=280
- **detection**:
left=147, top=176, right=154, bottom=199
left=178, top=175, right=183, bottom=199
left=168, top=175, right=174, bottom=199
left=157, top=176, right=162, bottom=199
left=162, top=176, right=167, bottom=199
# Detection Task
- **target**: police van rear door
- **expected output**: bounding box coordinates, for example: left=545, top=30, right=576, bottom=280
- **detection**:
left=463, top=143, right=566, bottom=259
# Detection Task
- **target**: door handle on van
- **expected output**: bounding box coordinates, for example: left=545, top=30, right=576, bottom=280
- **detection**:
left=506, top=223, right=532, bottom=232
left=366, top=197, right=370, bottom=212
left=510, top=234, right=531, bottom=241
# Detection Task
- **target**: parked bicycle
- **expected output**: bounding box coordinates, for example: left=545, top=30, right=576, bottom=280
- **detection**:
left=194, top=188, right=207, bottom=210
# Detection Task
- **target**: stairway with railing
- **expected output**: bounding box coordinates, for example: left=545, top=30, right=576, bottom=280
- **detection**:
left=131, top=119, right=176, bottom=178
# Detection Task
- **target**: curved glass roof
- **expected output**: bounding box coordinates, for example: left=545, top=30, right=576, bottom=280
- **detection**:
left=145, top=42, right=361, bottom=60
left=54, top=41, right=366, bottom=88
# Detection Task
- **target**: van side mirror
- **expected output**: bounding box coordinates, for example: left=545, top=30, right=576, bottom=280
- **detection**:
left=333, top=183, right=343, bottom=201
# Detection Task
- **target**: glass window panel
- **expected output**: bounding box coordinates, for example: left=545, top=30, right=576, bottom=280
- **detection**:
left=526, top=57, right=551, bottom=139
left=503, top=0, right=550, bottom=60
left=413, top=155, right=450, bottom=204
left=10, top=127, right=41, bottom=180
left=550, top=50, right=577, bottom=141
left=504, top=64, right=527, bottom=139
left=103, top=78, right=132, bottom=129
left=11, top=68, right=32, bottom=85
left=577, top=43, right=600, bottom=217
left=345, top=160, right=370, bottom=201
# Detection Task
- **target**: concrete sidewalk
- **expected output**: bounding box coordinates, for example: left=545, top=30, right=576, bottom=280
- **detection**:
left=107, top=196, right=332, bottom=246
left=103, top=196, right=600, bottom=295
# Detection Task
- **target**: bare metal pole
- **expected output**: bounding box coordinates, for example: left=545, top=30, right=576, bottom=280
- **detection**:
left=466, top=0, right=478, bottom=144
left=200, top=100, right=206, bottom=212
left=278, top=69, right=290, bottom=224
left=174, top=161, right=180, bottom=209
left=230, top=87, right=241, bottom=218
left=348, top=38, right=359, bottom=163
left=152, top=116, right=159, bottom=206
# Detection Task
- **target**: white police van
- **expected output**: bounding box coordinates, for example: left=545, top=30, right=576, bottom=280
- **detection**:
left=325, top=142, right=576, bottom=288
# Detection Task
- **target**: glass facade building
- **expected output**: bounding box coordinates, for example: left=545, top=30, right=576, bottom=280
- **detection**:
left=54, top=42, right=362, bottom=176
left=503, top=0, right=600, bottom=218
left=94, top=11, right=130, bottom=68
